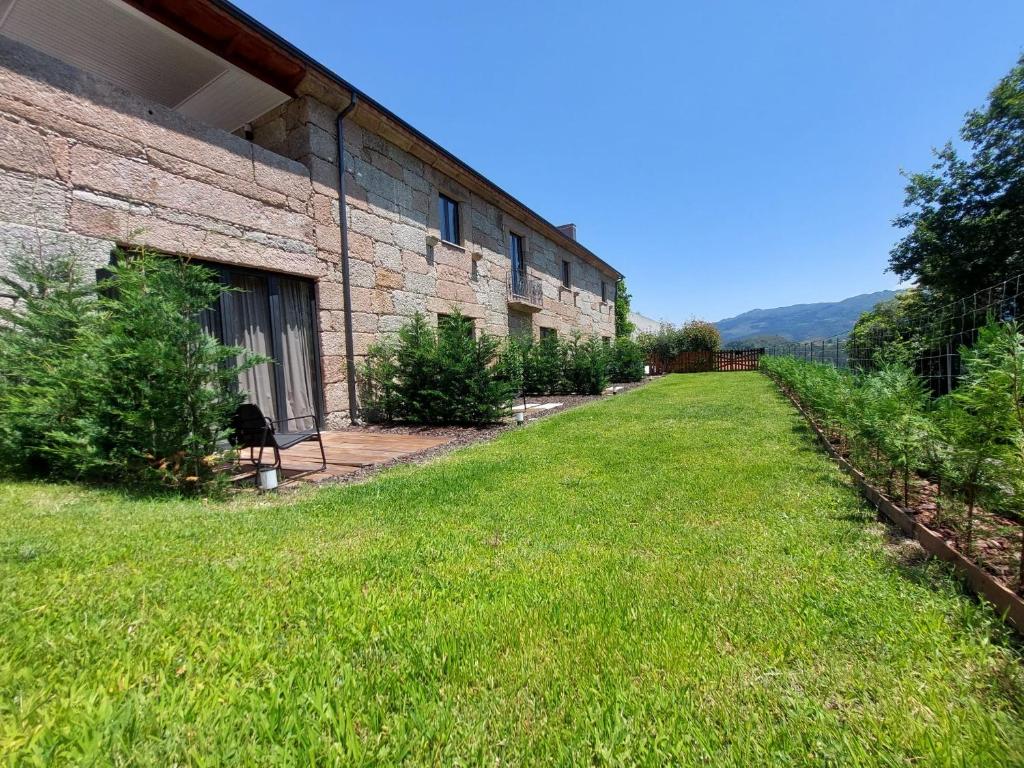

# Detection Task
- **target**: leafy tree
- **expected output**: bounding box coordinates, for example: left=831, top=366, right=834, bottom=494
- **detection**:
left=614, top=278, right=634, bottom=338
left=722, top=334, right=790, bottom=351
left=847, top=289, right=924, bottom=368
left=678, top=320, right=721, bottom=352
left=890, top=54, right=1024, bottom=302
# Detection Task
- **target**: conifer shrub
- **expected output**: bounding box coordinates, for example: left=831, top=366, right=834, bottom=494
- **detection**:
left=359, top=310, right=517, bottom=426
left=607, top=336, right=645, bottom=382
left=0, top=248, right=258, bottom=491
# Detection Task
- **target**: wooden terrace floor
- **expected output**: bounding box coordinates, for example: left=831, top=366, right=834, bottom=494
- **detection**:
left=236, top=430, right=453, bottom=485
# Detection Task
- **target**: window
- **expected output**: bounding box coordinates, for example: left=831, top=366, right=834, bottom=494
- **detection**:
left=602, top=336, right=612, bottom=346
left=540, top=327, right=557, bottom=340
left=197, top=263, right=322, bottom=429
left=439, top=194, right=461, bottom=244
left=561, top=260, right=571, bottom=288
left=509, top=232, right=525, bottom=279
left=601, top=281, right=608, bottom=302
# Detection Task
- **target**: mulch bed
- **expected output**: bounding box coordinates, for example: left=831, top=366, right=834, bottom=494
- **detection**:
left=819, top=430, right=1023, bottom=590
left=309, top=380, right=651, bottom=488
left=769, top=377, right=1024, bottom=632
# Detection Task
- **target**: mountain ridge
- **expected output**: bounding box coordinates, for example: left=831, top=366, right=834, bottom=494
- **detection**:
left=715, top=290, right=899, bottom=343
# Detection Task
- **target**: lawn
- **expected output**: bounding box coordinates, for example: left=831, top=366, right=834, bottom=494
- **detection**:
left=2, top=373, right=1023, bottom=765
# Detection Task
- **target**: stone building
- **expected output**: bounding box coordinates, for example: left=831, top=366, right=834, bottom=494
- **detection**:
left=0, top=0, right=622, bottom=427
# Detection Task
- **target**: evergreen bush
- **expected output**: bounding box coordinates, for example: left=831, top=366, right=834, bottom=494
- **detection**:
left=564, top=333, right=609, bottom=395
left=0, top=248, right=258, bottom=492
left=607, top=337, right=645, bottom=382
left=361, top=310, right=516, bottom=426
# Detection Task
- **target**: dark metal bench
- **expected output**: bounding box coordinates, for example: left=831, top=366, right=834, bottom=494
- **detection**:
left=229, top=403, right=326, bottom=483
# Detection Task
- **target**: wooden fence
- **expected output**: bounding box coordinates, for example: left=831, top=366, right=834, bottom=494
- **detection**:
left=649, top=348, right=764, bottom=375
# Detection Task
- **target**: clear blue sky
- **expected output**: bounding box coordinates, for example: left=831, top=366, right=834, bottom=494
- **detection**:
left=234, top=0, right=1024, bottom=322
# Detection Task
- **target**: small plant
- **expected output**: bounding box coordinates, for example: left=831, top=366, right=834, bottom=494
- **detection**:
left=607, top=336, right=645, bottom=383
left=951, top=320, right=1024, bottom=581
left=564, top=333, right=609, bottom=396
left=866, top=361, right=932, bottom=504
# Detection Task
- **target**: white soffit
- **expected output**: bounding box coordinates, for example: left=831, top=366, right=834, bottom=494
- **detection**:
left=0, top=0, right=290, bottom=132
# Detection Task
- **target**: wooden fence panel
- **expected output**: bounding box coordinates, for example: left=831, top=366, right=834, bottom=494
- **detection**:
left=651, top=348, right=763, bottom=374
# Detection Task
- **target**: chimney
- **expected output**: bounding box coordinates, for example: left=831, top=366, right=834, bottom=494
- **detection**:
left=557, top=223, right=577, bottom=241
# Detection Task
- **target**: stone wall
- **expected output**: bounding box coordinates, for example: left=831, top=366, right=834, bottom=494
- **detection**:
left=0, top=36, right=352, bottom=427
left=340, top=117, right=617, bottom=345
left=251, top=93, right=618, bottom=351
left=1, top=33, right=619, bottom=428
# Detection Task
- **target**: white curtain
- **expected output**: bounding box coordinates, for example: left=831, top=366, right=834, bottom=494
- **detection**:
left=223, top=274, right=277, bottom=419
left=278, top=278, right=317, bottom=431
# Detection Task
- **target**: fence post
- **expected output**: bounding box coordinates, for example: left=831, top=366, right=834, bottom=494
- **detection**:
left=946, top=342, right=953, bottom=394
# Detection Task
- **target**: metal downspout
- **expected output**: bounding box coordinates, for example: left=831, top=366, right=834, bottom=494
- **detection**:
left=336, top=95, right=359, bottom=424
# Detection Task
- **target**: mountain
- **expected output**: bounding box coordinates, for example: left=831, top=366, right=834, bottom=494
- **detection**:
left=715, top=290, right=899, bottom=343
left=721, top=334, right=791, bottom=350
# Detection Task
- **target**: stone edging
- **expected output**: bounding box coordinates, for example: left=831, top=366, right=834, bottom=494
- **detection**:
left=769, top=376, right=1024, bottom=634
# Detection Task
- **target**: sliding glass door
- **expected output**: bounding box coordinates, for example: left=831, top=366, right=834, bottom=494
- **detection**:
left=204, top=265, right=322, bottom=428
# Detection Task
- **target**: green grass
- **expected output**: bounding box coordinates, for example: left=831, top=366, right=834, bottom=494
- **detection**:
left=2, top=373, right=1023, bottom=766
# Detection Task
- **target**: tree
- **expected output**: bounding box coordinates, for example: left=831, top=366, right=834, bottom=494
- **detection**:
left=847, top=289, right=924, bottom=368
left=678, top=320, right=721, bottom=352
left=936, top=322, right=1015, bottom=554
left=0, top=247, right=258, bottom=491
left=0, top=248, right=98, bottom=477
left=614, top=278, right=634, bottom=338
left=889, top=54, right=1024, bottom=302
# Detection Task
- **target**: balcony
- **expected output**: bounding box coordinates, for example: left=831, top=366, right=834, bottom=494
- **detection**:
left=507, top=273, right=543, bottom=312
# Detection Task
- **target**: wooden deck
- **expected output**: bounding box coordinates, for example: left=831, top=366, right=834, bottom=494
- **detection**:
left=236, top=430, right=453, bottom=485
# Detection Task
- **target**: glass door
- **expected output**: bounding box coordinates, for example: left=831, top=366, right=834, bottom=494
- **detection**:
left=509, top=232, right=526, bottom=294
left=203, top=265, right=323, bottom=428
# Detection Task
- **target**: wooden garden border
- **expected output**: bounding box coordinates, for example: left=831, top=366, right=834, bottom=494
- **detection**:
left=770, top=377, right=1024, bottom=634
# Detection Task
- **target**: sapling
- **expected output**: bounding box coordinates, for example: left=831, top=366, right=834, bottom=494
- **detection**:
left=870, top=362, right=932, bottom=505
left=960, top=321, right=1024, bottom=590
left=939, top=323, right=1013, bottom=554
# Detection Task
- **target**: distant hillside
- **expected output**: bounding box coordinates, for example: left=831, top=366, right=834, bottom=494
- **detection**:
left=715, top=290, right=899, bottom=343
left=722, top=334, right=791, bottom=350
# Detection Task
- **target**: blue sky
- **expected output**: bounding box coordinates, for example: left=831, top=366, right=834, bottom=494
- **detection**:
left=235, top=0, right=1024, bottom=322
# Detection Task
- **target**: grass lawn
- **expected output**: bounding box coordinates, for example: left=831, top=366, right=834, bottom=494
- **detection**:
left=2, top=373, right=1023, bottom=765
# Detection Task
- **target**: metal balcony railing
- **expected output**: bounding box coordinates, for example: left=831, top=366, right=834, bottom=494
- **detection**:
left=507, top=272, right=543, bottom=309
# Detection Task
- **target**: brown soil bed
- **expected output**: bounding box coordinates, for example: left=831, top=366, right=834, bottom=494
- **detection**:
left=781, top=384, right=1024, bottom=597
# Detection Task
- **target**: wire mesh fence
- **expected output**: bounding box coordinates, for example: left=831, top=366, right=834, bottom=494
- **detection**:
left=760, top=273, right=1024, bottom=599
left=762, top=273, right=1024, bottom=395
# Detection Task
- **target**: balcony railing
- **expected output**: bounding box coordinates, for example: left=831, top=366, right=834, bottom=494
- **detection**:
left=507, top=272, right=543, bottom=311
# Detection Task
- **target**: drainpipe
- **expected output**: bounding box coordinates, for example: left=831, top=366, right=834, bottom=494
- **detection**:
left=336, top=94, right=360, bottom=424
